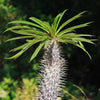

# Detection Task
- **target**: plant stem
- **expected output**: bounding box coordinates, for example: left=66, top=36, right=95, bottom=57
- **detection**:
left=39, top=40, right=65, bottom=100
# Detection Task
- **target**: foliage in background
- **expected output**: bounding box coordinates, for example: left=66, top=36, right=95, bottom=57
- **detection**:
left=1, top=79, right=99, bottom=100
left=0, top=78, right=38, bottom=100
left=0, top=0, right=39, bottom=82
left=0, top=77, right=17, bottom=100
left=0, top=0, right=27, bottom=80
left=0, top=0, right=26, bottom=31
left=14, top=78, right=38, bottom=100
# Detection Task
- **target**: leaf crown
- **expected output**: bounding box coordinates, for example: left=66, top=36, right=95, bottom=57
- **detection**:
left=5, top=9, right=95, bottom=62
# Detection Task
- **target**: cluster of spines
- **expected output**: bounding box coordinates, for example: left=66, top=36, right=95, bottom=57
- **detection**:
left=39, top=40, right=66, bottom=100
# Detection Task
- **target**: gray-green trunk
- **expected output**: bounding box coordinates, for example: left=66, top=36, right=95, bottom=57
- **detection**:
left=39, top=40, right=65, bottom=100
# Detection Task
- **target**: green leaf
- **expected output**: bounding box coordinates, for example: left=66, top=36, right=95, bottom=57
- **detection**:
left=52, top=13, right=61, bottom=32
left=58, top=38, right=78, bottom=44
left=58, top=34, right=95, bottom=45
left=56, top=11, right=86, bottom=34
left=29, top=41, right=45, bottom=62
left=10, top=43, right=28, bottom=52
left=76, top=41, right=92, bottom=59
left=9, top=20, right=39, bottom=26
left=29, top=17, right=49, bottom=33
left=29, top=17, right=42, bottom=24
left=35, top=35, right=50, bottom=41
left=7, top=43, right=32, bottom=59
left=71, top=37, right=95, bottom=44
left=42, top=21, right=54, bottom=36
left=22, top=29, right=48, bottom=36
left=6, top=36, right=34, bottom=42
left=52, top=9, right=67, bottom=33
left=58, top=33, right=93, bottom=38
left=8, top=20, right=47, bottom=32
left=63, top=40, right=92, bottom=60
left=58, top=22, right=92, bottom=36
left=55, top=9, right=67, bottom=31
left=7, top=39, right=44, bottom=59
left=5, top=26, right=30, bottom=32
left=6, top=51, right=23, bottom=59
left=10, top=30, right=35, bottom=36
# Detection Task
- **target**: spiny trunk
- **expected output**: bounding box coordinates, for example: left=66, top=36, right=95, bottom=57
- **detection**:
left=39, top=40, right=65, bottom=100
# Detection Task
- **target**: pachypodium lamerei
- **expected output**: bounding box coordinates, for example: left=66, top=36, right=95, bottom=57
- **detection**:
left=39, top=40, right=65, bottom=100
left=5, top=10, right=95, bottom=100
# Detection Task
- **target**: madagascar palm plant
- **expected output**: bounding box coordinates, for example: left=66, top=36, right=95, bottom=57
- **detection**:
left=5, top=10, right=95, bottom=100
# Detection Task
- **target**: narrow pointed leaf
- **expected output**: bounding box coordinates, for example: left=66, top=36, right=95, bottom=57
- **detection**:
left=29, top=17, right=42, bottom=24
left=52, top=13, right=61, bottom=31
left=7, top=39, right=44, bottom=59
left=62, top=40, right=92, bottom=59
left=55, top=9, right=67, bottom=31
left=9, top=20, right=40, bottom=27
left=22, top=29, right=47, bottom=36
left=56, top=11, right=86, bottom=34
left=58, top=22, right=92, bottom=36
left=52, top=9, right=67, bottom=33
left=6, top=51, right=23, bottom=59
left=57, top=38, right=78, bottom=44
left=8, top=20, right=47, bottom=32
left=29, top=17, right=49, bottom=33
left=71, top=37, right=95, bottom=44
left=77, top=41, right=92, bottom=59
left=5, top=26, right=30, bottom=32
left=7, top=43, right=32, bottom=59
left=10, top=43, right=28, bottom=52
left=58, top=33, right=93, bottom=38
left=10, top=30, right=35, bottom=36
left=30, top=41, right=45, bottom=62
left=6, top=36, right=34, bottom=42
left=42, top=21, right=53, bottom=35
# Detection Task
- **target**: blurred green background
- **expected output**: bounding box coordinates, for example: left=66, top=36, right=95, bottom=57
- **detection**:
left=0, top=0, right=100, bottom=100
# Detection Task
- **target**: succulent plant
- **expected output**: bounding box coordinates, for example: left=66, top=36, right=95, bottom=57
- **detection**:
left=5, top=10, right=95, bottom=100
